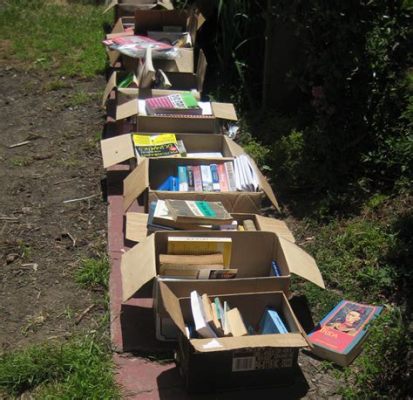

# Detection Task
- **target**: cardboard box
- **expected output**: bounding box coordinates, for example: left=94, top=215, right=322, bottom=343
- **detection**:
left=120, top=231, right=325, bottom=340
left=101, top=132, right=240, bottom=168
left=122, top=154, right=279, bottom=213
left=125, top=212, right=296, bottom=243
left=160, top=282, right=310, bottom=391
left=104, top=0, right=173, bottom=21
left=113, top=91, right=237, bottom=133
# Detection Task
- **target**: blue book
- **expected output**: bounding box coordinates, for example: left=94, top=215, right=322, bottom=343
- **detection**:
left=171, top=176, right=179, bottom=191
left=259, top=308, right=289, bottom=334
left=271, top=260, right=281, bottom=277
left=178, top=166, right=189, bottom=192
left=157, top=176, right=179, bottom=191
left=210, top=164, right=221, bottom=191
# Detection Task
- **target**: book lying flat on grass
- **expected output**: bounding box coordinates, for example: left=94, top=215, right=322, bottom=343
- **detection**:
left=308, top=300, right=383, bottom=366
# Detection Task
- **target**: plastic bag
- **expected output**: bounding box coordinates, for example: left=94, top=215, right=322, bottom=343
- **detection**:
left=103, top=35, right=180, bottom=60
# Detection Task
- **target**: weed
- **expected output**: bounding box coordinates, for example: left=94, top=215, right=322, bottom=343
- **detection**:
left=65, top=90, right=93, bottom=107
left=75, top=257, right=109, bottom=290
left=0, top=333, right=120, bottom=399
left=44, top=79, right=72, bottom=92
left=10, top=156, right=32, bottom=167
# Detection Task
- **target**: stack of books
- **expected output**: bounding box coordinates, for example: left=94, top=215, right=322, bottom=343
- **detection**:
left=147, top=200, right=259, bottom=232
left=157, top=234, right=236, bottom=279
left=157, top=155, right=259, bottom=192
left=145, top=92, right=202, bottom=116
left=187, top=291, right=290, bottom=339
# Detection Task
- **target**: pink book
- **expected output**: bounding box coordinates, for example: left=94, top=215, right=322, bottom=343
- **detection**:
left=192, top=165, right=203, bottom=192
left=217, top=163, right=229, bottom=192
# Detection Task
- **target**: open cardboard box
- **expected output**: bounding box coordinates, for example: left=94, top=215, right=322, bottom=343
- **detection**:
left=122, top=154, right=279, bottom=213
left=102, top=72, right=201, bottom=107
left=120, top=231, right=324, bottom=340
left=160, top=282, right=310, bottom=391
left=104, top=0, right=173, bottom=20
left=125, top=211, right=296, bottom=244
left=101, top=132, right=240, bottom=168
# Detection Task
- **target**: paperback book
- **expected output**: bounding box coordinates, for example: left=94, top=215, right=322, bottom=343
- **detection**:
left=308, top=300, right=383, bottom=366
left=145, top=92, right=202, bottom=115
left=133, top=133, right=182, bottom=158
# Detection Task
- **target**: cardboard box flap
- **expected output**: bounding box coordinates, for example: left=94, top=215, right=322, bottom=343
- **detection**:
left=190, top=333, right=308, bottom=353
left=159, top=281, right=187, bottom=335
left=174, top=49, right=194, bottom=73
left=123, top=158, right=149, bottom=211
left=248, top=156, right=280, bottom=212
left=278, top=236, right=325, bottom=288
left=107, top=49, right=121, bottom=68
left=126, top=212, right=149, bottom=242
left=102, top=71, right=117, bottom=107
left=210, top=102, right=238, bottom=121
left=117, top=98, right=138, bottom=120
left=224, top=137, right=246, bottom=157
left=255, top=215, right=295, bottom=243
left=196, top=49, right=207, bottom=92
left=121, top=234, right=157, bottom=301
left=112, top=17, right=126, bottom=34
left=101, top=134, right=135, bottom=168
left=137, top=47, right=156, bottom=88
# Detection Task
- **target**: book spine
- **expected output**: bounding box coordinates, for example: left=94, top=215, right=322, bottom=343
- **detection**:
left=187, top=166, right=194, bottom=191
left=178, top=166, right=189, bottom=192
left=224, top=161, right=236, bottom=192
left=192, top=165, right=203, bottom=191
left=271, top=260, right=281, bottom=277
left=200, top=165, right=213, bottom=192
left=171, top=176, right=179, bottom=191
left=217, top=163, right=229, bottom=192
left=210, top=164, right=221, bottom=192
left=272, top=311, right=288, bottom=333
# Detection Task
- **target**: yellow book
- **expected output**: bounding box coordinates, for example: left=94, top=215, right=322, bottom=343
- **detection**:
left=167, top=236, right=232, bottom=267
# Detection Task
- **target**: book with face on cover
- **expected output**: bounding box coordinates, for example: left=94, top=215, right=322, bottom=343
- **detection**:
left=308, top=300, right=383, bottom=366
left=165, top=200, right=232, bottom=225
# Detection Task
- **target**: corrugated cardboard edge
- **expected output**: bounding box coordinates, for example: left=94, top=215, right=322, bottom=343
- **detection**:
left=255, top=215, right=295, bottom=243
left=117, top=87, right=201, bottom=100
left=126, top=212, right=149, bottom=242
left=277, top=235, right=325, bottom=289
left=116, top=98, right=139, bottom=120
left=211, top=102, right=238, bottom=121
left=101, top=134, right=135, bottom=168
left=159, top=281, right=187, bottom=334
left=102, top=71, right=117, bottom=107
left=121, top=234, right=157, bottom=302
left=196, top=49, right=207, bottom=92
left=248, top=156, right=280, bottom=212
left=123, top=158, right=149, bottom=211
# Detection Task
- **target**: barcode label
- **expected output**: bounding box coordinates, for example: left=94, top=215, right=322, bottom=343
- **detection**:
left=232, top=356, right=256, bottom=372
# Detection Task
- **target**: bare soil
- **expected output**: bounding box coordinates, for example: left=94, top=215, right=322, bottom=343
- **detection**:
left=0, top=65, right=107, bottom=351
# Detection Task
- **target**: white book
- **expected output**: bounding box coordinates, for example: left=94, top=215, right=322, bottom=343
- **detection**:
left=234, top=157, right=244, bottom=191
left=186, top=152, right=223, bottom=158
left=200, top=165, right=213, bottom=191
left=190, top=291, right=217, bottom=338
left=240, top=155, right=259, bottom=191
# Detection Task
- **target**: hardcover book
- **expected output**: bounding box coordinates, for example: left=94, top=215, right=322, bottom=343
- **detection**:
left=145, top=92, right=202, bottom=115
left=308, top=300, right=383, bottom=366
left=164, top=200, right=232, bottom=225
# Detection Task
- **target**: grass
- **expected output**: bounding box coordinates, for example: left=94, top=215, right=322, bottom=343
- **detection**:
left=75, top=256, right=109, bottom=290
left=292, top=194, right=412, bottom=398
left=0, top=0, right=112, bottom=78
left=0, top=333, right=120, bottom=399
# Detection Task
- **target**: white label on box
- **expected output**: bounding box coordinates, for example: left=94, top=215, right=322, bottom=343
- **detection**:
left=232, top=356, right=256, bottom=372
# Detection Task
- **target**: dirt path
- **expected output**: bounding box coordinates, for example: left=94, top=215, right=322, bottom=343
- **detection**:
left=0, top=66, right=106, bottom=351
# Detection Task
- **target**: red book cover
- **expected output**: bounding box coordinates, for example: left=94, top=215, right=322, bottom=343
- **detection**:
left=217, top=163, right=229, bottom=192
left=192, top=165, right=203, bottom=192
left=308, top=300, right=382, bottom=359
